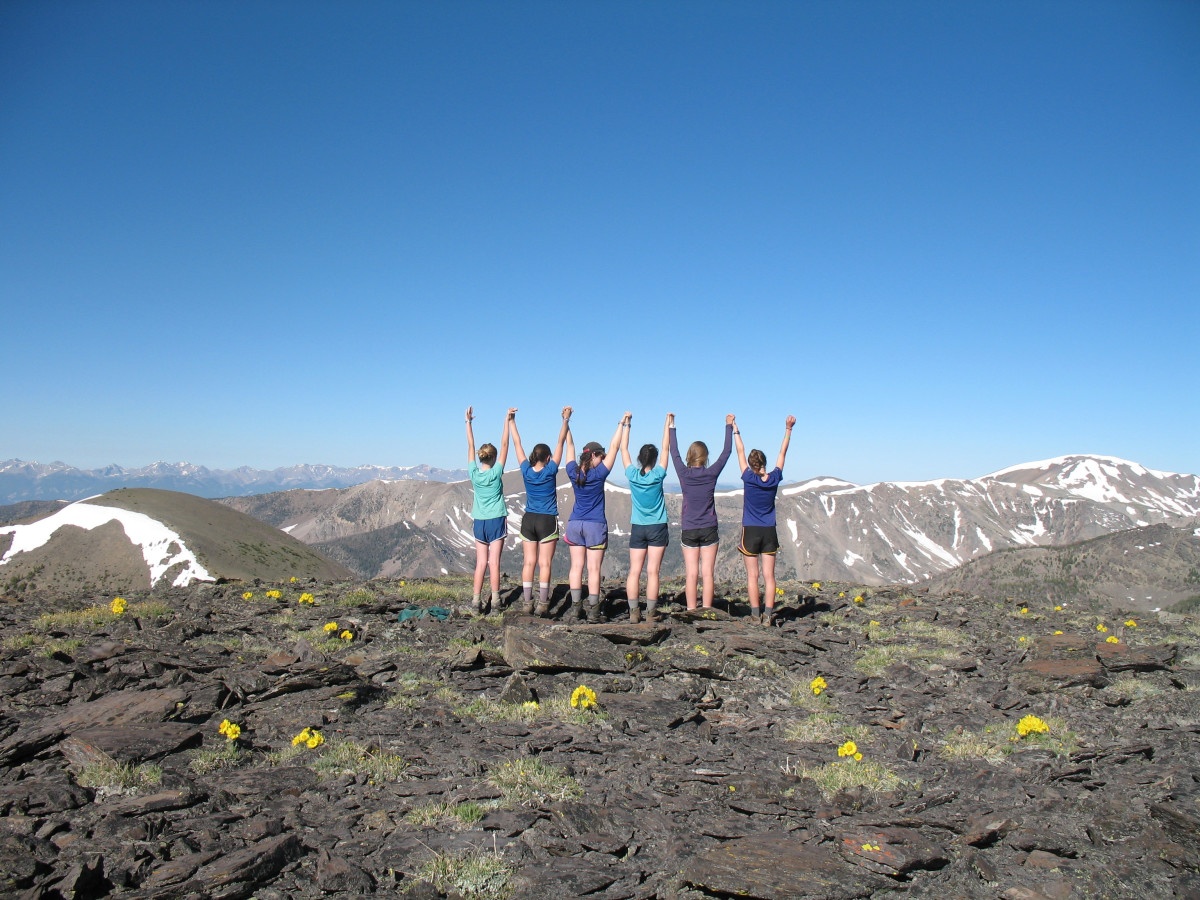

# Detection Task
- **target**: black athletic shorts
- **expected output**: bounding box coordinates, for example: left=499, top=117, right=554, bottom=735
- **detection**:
left=630, top=523, right=669, bottom=550
left=681, top=525, right=720, bottom=548
left=739, top=525, right=779, bottom=556
left=520, top=512, right=559, bottom=543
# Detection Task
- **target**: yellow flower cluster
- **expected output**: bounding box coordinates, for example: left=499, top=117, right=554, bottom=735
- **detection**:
left=570, top=685, right=598, bottom=710
left=1096, top=623, right=1108, bottom=633
left=522, top=701, right=540, bottom=710
left=1053, top=630, right=1064, bottom=635
left=218, top=719, right=241, bottom=742
left=853, top=595, right=864, bottom=604
left=810, top=676, right=827, bottom=696
left=298, top=593, right=315, bottom=605
left=811, top=582, right=822, bottom=591
left=862, top=843, right=881, bottom=852
left=340, top=630, right=354, bottom=641
left=1105, top=635, right=1119, bottom=644
left=1054, top=605, right=1064, bottom=611
left=837, top=740, right=863, bottom=761
left=289, top=576, right=298, bottom=583
left=323, top=621, right=339, bottom=633
left=1020, top=607, right=1028, bottom=615
left=1124, top=619, right=1137, bottom=628
left=110, top=597, right=127, bottom=615
left=1016, top=714, right=1049, bottom=737
left=242, top=591, right=254, bottom=600
left=292, top=727, right=324, bottom=749
left=266, top=589, right=282, bottom=600
left=775, top=587, right=784, bottom=596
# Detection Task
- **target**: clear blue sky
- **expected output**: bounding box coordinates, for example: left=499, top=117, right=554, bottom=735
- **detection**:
left=2, top=1, right=1197, bottom=484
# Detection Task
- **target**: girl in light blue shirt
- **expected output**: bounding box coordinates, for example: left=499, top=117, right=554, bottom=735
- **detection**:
left=620, top=413, right=672, bottom=624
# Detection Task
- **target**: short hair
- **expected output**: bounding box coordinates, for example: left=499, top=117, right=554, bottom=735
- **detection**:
left=478, top=443, right=497, bottom=465
left=748, top=449, right=767, bottom=472
left=686, top=440, right=709, bottom=468
left=637, top=443, right=658, bottom=471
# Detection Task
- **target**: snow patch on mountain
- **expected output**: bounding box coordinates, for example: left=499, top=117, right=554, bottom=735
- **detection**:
left=0, top=501, right=213, bottom=587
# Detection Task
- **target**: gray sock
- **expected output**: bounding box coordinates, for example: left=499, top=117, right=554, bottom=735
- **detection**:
left=522, top=582, right=533, bottom=602
left=570, top=588, right=582, bottom=605
left=539, top=583, right=550, bottom=603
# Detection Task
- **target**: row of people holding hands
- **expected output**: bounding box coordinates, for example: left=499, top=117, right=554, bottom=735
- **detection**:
left=465, top=407, right=795, bottom=625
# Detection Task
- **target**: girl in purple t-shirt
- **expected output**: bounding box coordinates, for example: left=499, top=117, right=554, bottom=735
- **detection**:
left=734, top=415, right=795, bottom=625
left=669, top=412, right=735, bottom=610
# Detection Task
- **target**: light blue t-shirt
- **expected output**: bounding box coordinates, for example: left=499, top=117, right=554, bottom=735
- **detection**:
left=469, top=460, right=507, bottom=520
left=626, top=464, right=668, bottom=526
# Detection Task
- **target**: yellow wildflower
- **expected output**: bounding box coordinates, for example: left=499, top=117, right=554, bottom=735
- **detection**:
left=1018, top=636, right=1027, bottom=643
left=570, top=685, right=598, bottom=710
left=862, top=843, right=881, bottom=852
left=1105, top=635, right=1119, bottom=644
left=1053, top=630, right=1063, bottom=635
left=323, top=622, right=339, bottom=633
left=869, top=620, right=881, bottom=627
left=1096, top=623, right=1108, bottom=632
left=775, top=587, right=784, bottom=596
left=522, top=701, right=539, bottom=710
left=854, top=752, right=863, bottom=761
left=728, top=785, right=736, bottom=792
left=224, top=723, right=241, bottom=741
left=292, top=727, right=312, bottom=747
left=339, top=630, right=354, bottom=641
left=1016, top=714, right=1049, bottom=737
left=298, top=592, right=315, bottom=604
left=837, top=740, right=859, bottom=758
left=810, top=676, right=827, bottom=696
left=838, top=592, right=846, bottom=598
left=218, top=719, right=232, bottom=735
left=266, top=589, right=282, bottom=600
left=811, top=582, right=822, bottom=591
left=1020, top=607, right=1028, bottom=615
left=1054, top=605, right=1063, bottom=611
left=853, top=595, right=864, bottom=604
left=1124, top=619, right=1137, bottom=628
left=110, top=597, right=127, bottom=615
left=242, top=591, right=254, bottom=600
left=306, top=730, right=324, bottom=749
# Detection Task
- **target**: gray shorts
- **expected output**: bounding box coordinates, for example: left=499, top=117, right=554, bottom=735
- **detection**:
left=565, top=519, right=608, bottom=550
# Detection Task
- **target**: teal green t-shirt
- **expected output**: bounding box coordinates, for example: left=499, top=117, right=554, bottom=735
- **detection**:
left=626, top=464, right=668, bottom=525
left=469, top=460, right=507, bottom=520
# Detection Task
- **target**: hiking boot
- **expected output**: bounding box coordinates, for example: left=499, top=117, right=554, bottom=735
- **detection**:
left=534, top=601, right=551, bottom=618
left=569, top=600, right=586, bottom=622
left=762, top=608, right=775, bottom=627
left=523, top=596, right=536, bottom=615
left=645, top=602, right=659, bottom=624
left=628, top=604, right=641, bottom=625
left=748, top=609, right=761, bottom=626
left=586, top=600, right=603, bottom=625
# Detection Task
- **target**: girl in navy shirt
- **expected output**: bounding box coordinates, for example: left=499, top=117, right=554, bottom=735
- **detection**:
left=734, top=415, right=796, bottom=625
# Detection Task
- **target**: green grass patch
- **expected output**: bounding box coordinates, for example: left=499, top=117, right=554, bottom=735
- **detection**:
left=404, top=799, right=492, bottom=828
left=76, top=760, right=163, bottom=796
left=789, top=756, right=905, bottom=798
left=854, top=642, right=964, bottom=677
left=782, top=712, right=867, bottom=745
left=335, top=587, right=377, bottom=607
left=410, top=848, right=513, bottom=900
left=393, top=579, right=476, bottom=604
left=34, top=600, right=171, bottom=632
left=488, top=758, right=583, bottom=807
left=1105, top=675, right=1164, bottom=703
left=188, top=743, right=244, bottom=774
left=938, top=729, right=1009, bottom=764
left=312, top=739, right=409, bottom=783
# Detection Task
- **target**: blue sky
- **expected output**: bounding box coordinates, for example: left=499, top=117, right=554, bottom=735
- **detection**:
left=2, top=1, right=1197, bottom=485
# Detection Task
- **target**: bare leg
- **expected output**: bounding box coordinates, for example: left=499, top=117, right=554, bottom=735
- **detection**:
left=744, top=552, right=761, bottom=612
left=682, top=545, right=700, bottom=609
left=568, top=544, right=586, bottom=590
left=586, top=547, right=606, bottom=599
left=627, top=548, right=647, bottom=602
left=537, top=538, right=557, bottom=586
left=762, top=552, right=777, bottom=620
left=473, top=541, right=488, bottom=597
left=487, top=538, right=503, bottom=602
left=700, top=542, right=719, bottom=608
left=645, top=545, right=666, bottom=602
left=521, top=539, right=537, bottom=585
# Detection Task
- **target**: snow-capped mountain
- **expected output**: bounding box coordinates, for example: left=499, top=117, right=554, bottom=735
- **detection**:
left=0, top=460, right=467, bottom=504
left=218, top=454, right=1200, bottom=587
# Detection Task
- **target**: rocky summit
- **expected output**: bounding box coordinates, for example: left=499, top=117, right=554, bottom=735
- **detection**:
left=1, top=575, right=1198, bottom=899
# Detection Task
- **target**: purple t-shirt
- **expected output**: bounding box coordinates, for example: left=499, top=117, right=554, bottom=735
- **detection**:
left=565, top=460, right=611, bottom=524
left=670, top=424, right=733, bottom=531
left=742, top=467, right=783, bottom=527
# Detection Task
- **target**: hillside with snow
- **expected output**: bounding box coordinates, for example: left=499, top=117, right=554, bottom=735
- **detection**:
left=217, top=454, right=1200, bottom=591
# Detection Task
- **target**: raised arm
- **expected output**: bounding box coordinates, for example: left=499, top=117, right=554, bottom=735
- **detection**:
left=508, top=409, right=526, bottom=464
left=668, top=413, right=684, bottom=475
left=733, top=416, right=748, bottom=473
left=776, top=415, right=796, bottom=471
left=552, top=406, right=572, bottom=464
left=465, top=406, right=476, bottom=463
left=497, top=407, right=515, bottom=469
left=564, top=413, right=576, bottom=464
left=619, top=410, right=633, bottom=469
left=709, top=414, right=735, bottom=473
left=659, top=414, right=671, bottom=471
left=607, top=411, right=629, bottom=463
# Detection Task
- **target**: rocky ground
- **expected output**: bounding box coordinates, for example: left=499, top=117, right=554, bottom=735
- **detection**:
left=1, top=575, right=1198, bottom=899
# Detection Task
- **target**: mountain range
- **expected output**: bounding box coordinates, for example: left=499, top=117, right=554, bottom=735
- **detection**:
left=0, top=459, right=467, bottom=504
left=215, top=454, right=1200, bottom=608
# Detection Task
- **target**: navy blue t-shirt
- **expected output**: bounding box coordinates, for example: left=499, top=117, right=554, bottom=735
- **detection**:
left=521, top=459, right=559, bottom=515
left=565, top=460, right=610, bottom=523
left=741, top=467, right=783, bottom=527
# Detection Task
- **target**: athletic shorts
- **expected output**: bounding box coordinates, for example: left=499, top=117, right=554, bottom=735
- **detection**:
left=473, top=516, right=508, bottom=544
left=630, top=523, right=669, bottom=550
left=739, top=525, right=779, bottom=556
left=681, top=525, right=720, bottom=548
left=564, top=519, right=608, bottom=550
left=520, top=512, right=559, bottom=543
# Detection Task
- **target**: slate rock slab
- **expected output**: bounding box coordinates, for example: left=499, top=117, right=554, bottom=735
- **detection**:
left=503, top=627, right=628, bottom=673
left=681, top=832, right=889, bottom=899
left=836, top=826, right=950, bottom=876
left=195, top=832, right=303, bottom=899
left=60, top=723, right=202, bottom=767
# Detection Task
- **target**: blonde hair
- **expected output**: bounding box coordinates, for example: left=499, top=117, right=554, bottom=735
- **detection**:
left=686, top=440, right=709, bottom=468
left=748, top=449, right=766, bottom=472
left=478, top=443, right=497, bottom=465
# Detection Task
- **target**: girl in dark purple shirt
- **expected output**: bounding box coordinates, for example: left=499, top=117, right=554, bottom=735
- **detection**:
left=669, top=412, right=734, bottom=610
